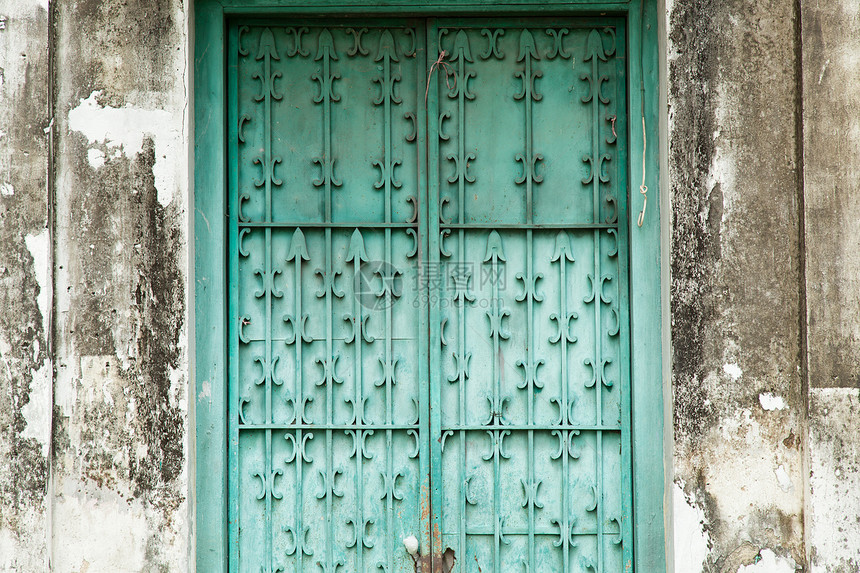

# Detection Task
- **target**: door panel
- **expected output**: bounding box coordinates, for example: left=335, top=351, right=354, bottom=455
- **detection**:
left=427, top=20, right=631, bottom=572
left=228, top=17, right=630, bottom=573
left=229, top=22, right=429, bottom=573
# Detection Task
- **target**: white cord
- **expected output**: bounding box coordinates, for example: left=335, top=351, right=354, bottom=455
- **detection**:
left=637, top=116, right=648, bottom=227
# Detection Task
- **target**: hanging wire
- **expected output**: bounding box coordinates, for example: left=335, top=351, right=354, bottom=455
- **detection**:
left=425, top=49, right=454, bottom=103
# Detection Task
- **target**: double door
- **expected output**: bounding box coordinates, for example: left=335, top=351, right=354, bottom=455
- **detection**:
left=228, top=17, right=630, bottom=573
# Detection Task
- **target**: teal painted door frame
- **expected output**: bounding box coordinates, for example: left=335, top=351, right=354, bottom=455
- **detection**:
left=195, top=2, right=665, bottom=571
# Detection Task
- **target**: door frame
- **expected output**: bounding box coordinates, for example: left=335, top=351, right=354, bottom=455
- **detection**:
left=193, top=2, right=666, bottom=571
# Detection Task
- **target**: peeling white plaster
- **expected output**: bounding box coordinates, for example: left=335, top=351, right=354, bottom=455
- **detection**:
left=79, top=356, right=122, bottom=407
left=52, top=356, right=191, bottom=572
left=26, top=229, right=49, bottom=325
left=673, top=482, right=710, bottom=573
left=723, top=362, right=743, bottom=381
left=759, top=392, right=787, bottom=411
left=736, top=549, right=797, bottom=572
left=21, top=229, right=51, bottom=457
left=710, top=79, right=743, bottom=228
left=52, top=485, right=148, bottom=573
left=169, top=362, right=185, bottom=411
left=774, top=464, right=793, bottom=493
left=0, top=527, right=15, bottom=570
left=0, top=182, right=13, bottom=196
left=87, top=148, right=106, bottom=169
left=707, top=408, right=803, bottom=533
left=808, top=388, right=860, bottom=572
left=21, top=362, right=51, bottom=458
left=68, top=91, right=181, bottom=207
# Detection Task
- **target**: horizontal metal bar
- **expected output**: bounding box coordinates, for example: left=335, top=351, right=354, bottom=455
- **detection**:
left=441, top=425, right=621, bottom=432
left=239, top=221, right=417, bottom=229
left=440, top=223, right=618, bottom=230
left=241, top=337, right=419, bottom=343
left=239, top=424, right=421, bottom=431
left=462, top=529, right=621, bottom=537
left=240, top=223, right=616, bottom=230
left=224, top=5, right=632, bottom=16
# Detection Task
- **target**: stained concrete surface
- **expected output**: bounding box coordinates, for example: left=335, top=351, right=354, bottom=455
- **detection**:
left=0, top=0, right=858, bottom=571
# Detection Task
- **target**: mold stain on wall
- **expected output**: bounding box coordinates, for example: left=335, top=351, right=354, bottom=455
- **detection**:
left=0, top=2, right=51, bottom=570
left=49, top=0, right=191, bottom=570
left=668, top=0, right=805, bottom=569
left=1, top=0, right=860, bottom=570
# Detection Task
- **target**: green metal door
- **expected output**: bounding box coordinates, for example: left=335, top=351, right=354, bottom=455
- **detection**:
left=426, top=19, right=631, bottom=573
left=228, top=17, right=629, bottom=573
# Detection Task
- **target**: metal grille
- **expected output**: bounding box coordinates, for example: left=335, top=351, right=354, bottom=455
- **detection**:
left=429, top=22, right=630, bottom=572
left=228, top=18, right=630, bottom=573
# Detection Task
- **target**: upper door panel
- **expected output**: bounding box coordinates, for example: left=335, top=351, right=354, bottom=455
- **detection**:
left=433, top=20, right=625, bottom=227
left=235, top=22, right=425, bottom=225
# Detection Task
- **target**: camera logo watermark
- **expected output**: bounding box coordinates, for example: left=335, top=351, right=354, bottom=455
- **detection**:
left=353, top=261, right=506, bottom=310
left=354, top=260, right=403, bottom=311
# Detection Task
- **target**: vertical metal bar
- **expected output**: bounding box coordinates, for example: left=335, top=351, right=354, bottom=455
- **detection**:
left=443, top=27, right=480, bottom=570
left=289, top=228, right=308, bottom=572
left=455, top=34, right=469, bottom=572
left=483, top=232, right=507, bottom=573
left=371, top=30, right=398, bottom=573
left=588, top=31, right=606, bottom=572
left=551, top=232, right=574, bottom=571
left=261, top=26, right=276, bottom=573
left=561, top=252, right=570, bottom=573
left=322, top=33, right=335, bottom=573
left=425, top=17, right=445, bottom=569
left=348, top=232, right=366, bottom=572
left=310, top=28, right=343, bottom=573
left=515, top=29, right=541, bottom=573
left=613, top=21, right=635, bottom=569
left=525, top=47, right=537, bottom=573
left=227, top=21, right=241, bottom=571
left=385, top=84, right=395, bottom=573
left=412, top=23, right=433, bottom=563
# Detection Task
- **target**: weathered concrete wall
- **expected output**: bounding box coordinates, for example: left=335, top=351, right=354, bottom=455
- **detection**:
left=1, top=0, right=859, bottom=571
left=51, top=0, right=191, bottom=570
left=0, top=0, right=51, bottom=570
left=801, top=1, right=860, bottom=571
left=667, top=0, right=806, bottom=570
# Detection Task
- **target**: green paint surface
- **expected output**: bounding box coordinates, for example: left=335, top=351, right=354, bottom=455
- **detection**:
left=197, top=4, right=664, bottom=572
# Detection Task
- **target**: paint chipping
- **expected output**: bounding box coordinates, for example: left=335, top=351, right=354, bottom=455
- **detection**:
left=759, top=393, right=787, bottom=411
left=723, top=362, right=743, bottom=381
left=774, top=465, right=793, bottom=493
left=68, top=91, right=181, bottom=207
left=673, top=482, right=710, bottom=573
left=87, top=148, right=105, bottom=169
left=197, top=381, right=211, bottom=401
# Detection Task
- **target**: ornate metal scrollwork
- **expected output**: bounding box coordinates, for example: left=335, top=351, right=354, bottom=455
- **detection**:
left=479, top=28, right=505, bottom=60
left=345, top=27, right=369, bottom=57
